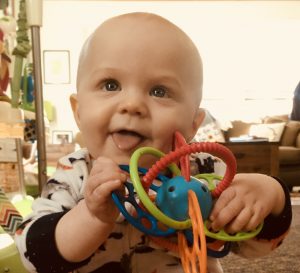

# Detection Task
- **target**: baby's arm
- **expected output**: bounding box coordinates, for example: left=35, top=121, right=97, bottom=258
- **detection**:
left=209, top=173, right=286, bottom=233
left=55, top=157, right=127, bottom=262
left=15, top=153, right=127, bottom=272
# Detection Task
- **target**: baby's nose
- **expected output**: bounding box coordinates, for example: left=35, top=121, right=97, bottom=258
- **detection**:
left=118, top=92, right=148, bottom=116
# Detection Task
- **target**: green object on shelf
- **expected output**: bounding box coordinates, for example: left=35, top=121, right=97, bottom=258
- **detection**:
left=44, top=101, right=54, bottom=121
left=0, top=0, right=9, bottom=9
left=11, top=56, right=24, bottom=108
left=10, top=0, right=32, bottom=109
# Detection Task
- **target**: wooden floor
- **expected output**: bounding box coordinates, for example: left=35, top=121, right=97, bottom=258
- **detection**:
left=291, top=187, right=300, bottom=205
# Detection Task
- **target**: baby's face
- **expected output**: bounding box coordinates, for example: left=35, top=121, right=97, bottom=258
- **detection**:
left=72, top=14, right=203, bottom=168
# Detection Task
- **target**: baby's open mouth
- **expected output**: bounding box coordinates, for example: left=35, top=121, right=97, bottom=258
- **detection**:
left=112, top=130, right=145, bottom=151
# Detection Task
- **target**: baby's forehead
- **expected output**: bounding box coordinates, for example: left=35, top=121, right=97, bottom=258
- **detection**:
left=101, top=12, right=176, bottom=30
left=92, top=13, right=188, bottom=46
left=77, top=13, right=203, bottom=99
left=86, top=15, right=197, bottom=66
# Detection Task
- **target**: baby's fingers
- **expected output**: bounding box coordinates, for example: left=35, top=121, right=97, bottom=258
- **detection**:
left=209, top=204, right=240, bottom=232
left=93, top=179, right=123, bottom=198
left=88, top=172, right=127, bottom=191
left=224, top=207, right=253, bottom=234
left=221, top=205, right=263, bottom=234
left=209, top=188, right=238, bottom=228
left=242, top=205, right=264, bottom=232
left=210, top=187, right=236, bottom=219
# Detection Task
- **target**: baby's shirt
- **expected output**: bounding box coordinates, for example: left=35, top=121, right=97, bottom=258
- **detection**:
left=15, top=148, right=292, bottom=273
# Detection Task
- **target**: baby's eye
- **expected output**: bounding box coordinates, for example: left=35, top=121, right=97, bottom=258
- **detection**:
left=102, top=79, right=120, bottom=91
left=149, top=86, right=168, bottom=98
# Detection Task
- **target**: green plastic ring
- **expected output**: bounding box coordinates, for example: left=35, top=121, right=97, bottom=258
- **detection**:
left=204, top=220, right=264, bottom=241
left=194, top=173, right=223, bottom=192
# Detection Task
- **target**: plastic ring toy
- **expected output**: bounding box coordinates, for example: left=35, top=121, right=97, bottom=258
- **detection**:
left=130, top=142, right=237, bottom=230
left=130, top=147, right=191, bottom=230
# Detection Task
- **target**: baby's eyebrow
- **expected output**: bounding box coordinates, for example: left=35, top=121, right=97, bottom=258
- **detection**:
left=90, top=67, right=120, bottom=77
left=151, top=74, right=182, bottom=88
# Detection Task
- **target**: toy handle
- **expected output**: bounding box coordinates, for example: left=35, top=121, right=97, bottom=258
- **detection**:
left=112, top=165, right=177, bottom=236
left=143, top=142, right=237, bottom=198
left=112, top=182, right=175, bottom=236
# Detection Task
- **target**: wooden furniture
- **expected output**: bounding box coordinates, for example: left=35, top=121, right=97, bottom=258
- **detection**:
left=222, top=141, right=279, bottom=176
left=0, top=138, right=26, bottom=194
left=24, top=143, right=75, bottom=180
left=46, top=143, right=75, bottom=167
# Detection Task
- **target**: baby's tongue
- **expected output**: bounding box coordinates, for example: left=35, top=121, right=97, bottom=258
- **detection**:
left=112, top=131, right=143, bottom=151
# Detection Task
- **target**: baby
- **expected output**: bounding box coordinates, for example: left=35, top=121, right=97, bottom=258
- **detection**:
left=15, top=12, right=291, bottom=273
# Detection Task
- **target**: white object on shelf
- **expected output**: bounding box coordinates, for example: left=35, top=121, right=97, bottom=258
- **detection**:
left=26, top=0, right=43, bottom=27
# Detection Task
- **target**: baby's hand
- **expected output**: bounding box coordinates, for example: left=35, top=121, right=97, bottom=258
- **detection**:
left=84, top=157, right=127, bottom=224
left=209, top=173, right=285, bottom=234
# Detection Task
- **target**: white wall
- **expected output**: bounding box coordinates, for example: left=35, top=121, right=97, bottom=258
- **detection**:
left=41, top=1, right=300, bottom=140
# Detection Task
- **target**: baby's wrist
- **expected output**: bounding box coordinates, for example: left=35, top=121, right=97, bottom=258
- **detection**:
left=79, top=199, right=115, bottom=228
left=256, top=176, right=292, bottom=240
left=270, top=177, right=286, bottom=216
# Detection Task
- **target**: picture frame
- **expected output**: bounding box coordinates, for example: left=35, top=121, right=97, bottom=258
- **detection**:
left=52, top=130, right=73, bottom=144
left=43, top=50, right=70, bottom=84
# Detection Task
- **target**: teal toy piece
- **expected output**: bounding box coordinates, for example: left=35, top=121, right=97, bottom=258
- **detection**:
left=156, top=176, right=213, bottom=221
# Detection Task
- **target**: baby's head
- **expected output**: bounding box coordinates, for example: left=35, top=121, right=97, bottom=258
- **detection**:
left=71, top=12, right=204, bottom=167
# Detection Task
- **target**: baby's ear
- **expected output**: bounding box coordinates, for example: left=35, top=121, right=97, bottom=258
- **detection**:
left=190, top=108, right=205, bottom=138
left=70, top=94, right=81, bottom=129
left=186, top=108, right=204, bottom=142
